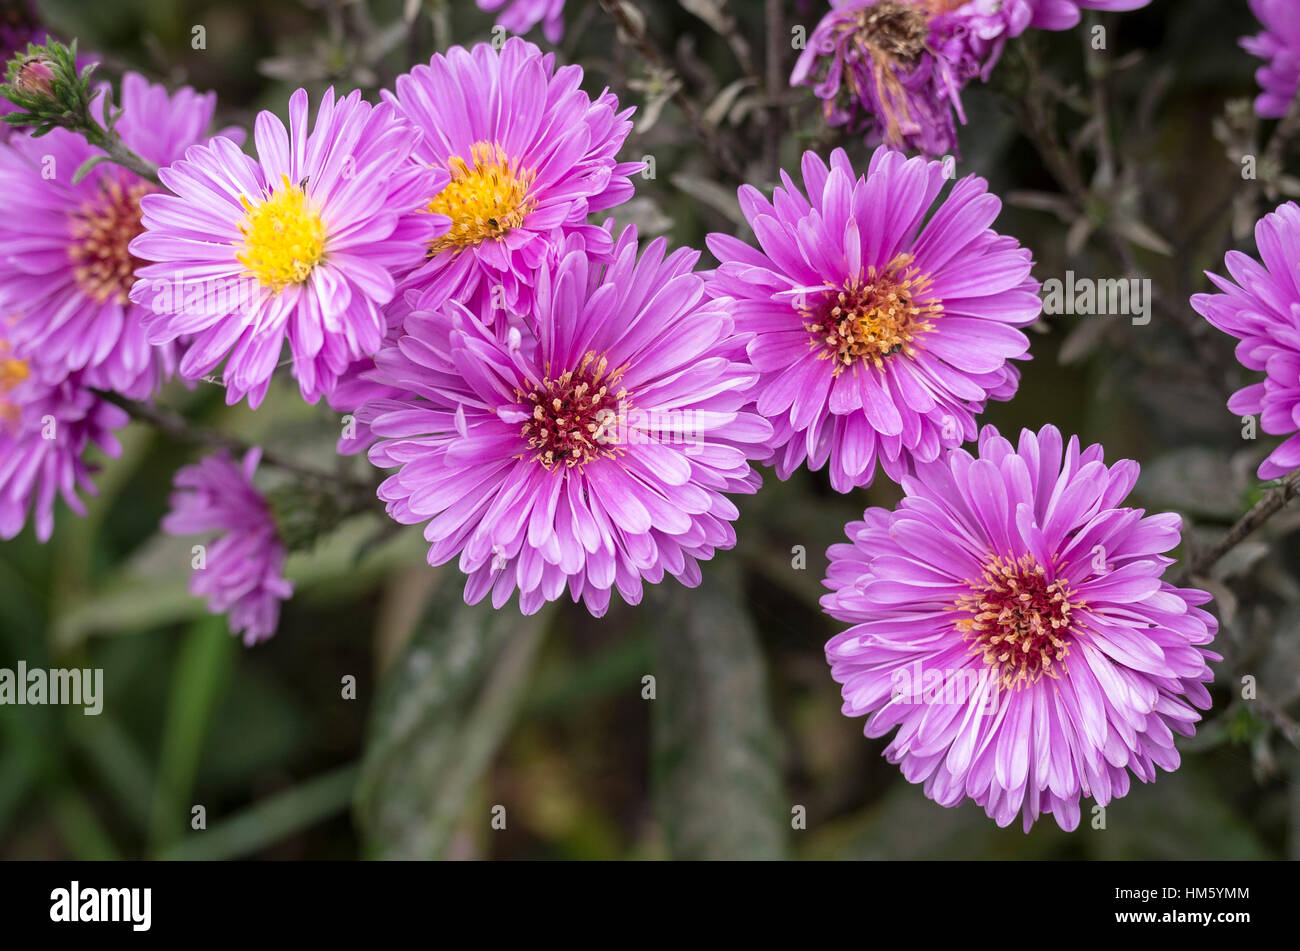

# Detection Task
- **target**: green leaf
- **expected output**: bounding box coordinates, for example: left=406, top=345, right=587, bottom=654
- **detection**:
left=158, top=764, right=358, bottom=861
left=50, top=789, right=120, bottom=860
left=70, top=153, right=110, bottom=184
left=669, top=172, right=745, bottom=228
left=148, top=614, right=237, bottom=855
left=651, top=562, right=789, bottom=860
left=354, top=575, right=552, bottom=859
left=68, top=714, right=154, bottom=834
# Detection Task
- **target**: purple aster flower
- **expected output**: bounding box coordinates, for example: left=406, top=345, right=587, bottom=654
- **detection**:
left=129, top=87, right=444, bottom=408
left=0, top=73, right=233, bottom=398
left=0, top=322, right=126, bottom=541
left=363, top=225, right=772, bottom=616
left=384, top=38, right=640, bottom=322
left=1192, top=201, right=1300, bottom=480
left=1242, top=0, right=1300, bottom=120
left=706, top=146, right=1040, bottom=493
left=791, top=1, right=1151, bottom=156
left=822, top=423, right=1219, bottom=831
left=162, top=448, right=293, bottom=646
left=791, top=0, right=979, bottom=157
left=477, top=0, right=566, bottom=44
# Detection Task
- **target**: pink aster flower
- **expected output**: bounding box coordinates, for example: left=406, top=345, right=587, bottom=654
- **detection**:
left=477, top=0, right=566, bottom=44
left=791, top=1, right=1150, bottom=156
left=363, top=226, right=772, bottom=616
left=0, top=73, right=235, bottom=398
left=791, top=0, right=979, bottom=157
left=162, top=448, right=293, bottom=646
left=129, top=86, right=445, bottom=408
left=1192, top=201, right=1300, bottom=480
left=706, top=146, right=1039, bottom=493
left=384, top=38, right=640, bottom=322
left=823, top=423, right=1219, bottom=831
left=1242, top=0, right=1300, bottom=120
left=0, top=322, right=126, bottom=541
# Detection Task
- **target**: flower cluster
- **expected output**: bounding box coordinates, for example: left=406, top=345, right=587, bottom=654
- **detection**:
left=0, top=12, right=1256, bottom=838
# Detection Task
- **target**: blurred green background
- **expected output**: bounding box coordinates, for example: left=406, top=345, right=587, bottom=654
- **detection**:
left=0, top=0, right=1296, bottom=860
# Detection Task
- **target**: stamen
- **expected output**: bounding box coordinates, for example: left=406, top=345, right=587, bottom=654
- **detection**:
left=516, top=351, right=629, bottom=471
left=800, top=252, right=941, bottom=373
left=952, top=553, right=1084, bottom=690
left=236, top=174, right=326, bottom=292
left=428, top=142, right=537, bottom=255
left=0, top=336, right=29, bottom=432
left=69, top=178, right=154, bottom=304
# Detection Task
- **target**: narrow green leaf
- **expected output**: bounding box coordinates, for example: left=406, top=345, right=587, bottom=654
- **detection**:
left=71, top=153, right=110, bottom=184
left=68, top=714, right=154, bottom=834
left=651, top=562, right=789, bottom=859
left=148, top=614, right=237, bottom=855
left=158, top=763, right=358, bottom=861
left=50, top=789, right=120, bottom=860
left=355, top=577, right=551, bottom=859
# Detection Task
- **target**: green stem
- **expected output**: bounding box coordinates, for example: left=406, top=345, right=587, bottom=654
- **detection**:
left=82, top=115, right=161, bottom=184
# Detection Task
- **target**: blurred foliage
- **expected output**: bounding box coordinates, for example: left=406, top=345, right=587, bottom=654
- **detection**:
left=0, top=0, right=1298, bottom=860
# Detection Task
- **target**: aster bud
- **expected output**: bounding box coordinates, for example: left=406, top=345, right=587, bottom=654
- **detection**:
left=2, top=38, right=98, bottom=137
left=12, top=54, right=54, bottom=98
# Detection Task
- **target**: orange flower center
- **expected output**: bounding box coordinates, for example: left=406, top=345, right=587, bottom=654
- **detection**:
left=428, top=142, right=537, bottom=255
left=0, top=337, right=30, bottom=432
left=69, top=178, right=154, bottom=304
left=954, top=554, right=1084, bottom=691
left=801, top=253, right=941, bottom=373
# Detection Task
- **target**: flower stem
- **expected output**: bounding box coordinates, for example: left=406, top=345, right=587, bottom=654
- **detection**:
left=94, top=389, right=378, bottom=510
left=1175, top=468, right=1300, bottom=586
left=81, top=116, right=161, bottom=184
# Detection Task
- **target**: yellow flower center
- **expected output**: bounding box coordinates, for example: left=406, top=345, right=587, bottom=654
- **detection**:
left=428, top=142, right=537, bottom=255
left=0, top=339, right=30, bottom=432
left=69, top=179, right=154, bottom=304
left=802, top=252, right=941, bottom=374
left=237, top=174, right=326, bottom=292
left=953, top=554, right=1084, bottom=691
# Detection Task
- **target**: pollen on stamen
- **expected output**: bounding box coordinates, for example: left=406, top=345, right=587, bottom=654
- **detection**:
left=516, top=351, right=629, bottom=472
left=236, top=174, right=326, bottom=293
left=69, top=178, right=154, bottom=304
left=952, top=553, right=1084, bottom=691
left=0, top=336, right=29, bottom=432
left=800, top=252, right=942, bottom=374
left=427, top=141, right=537, bottom=255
